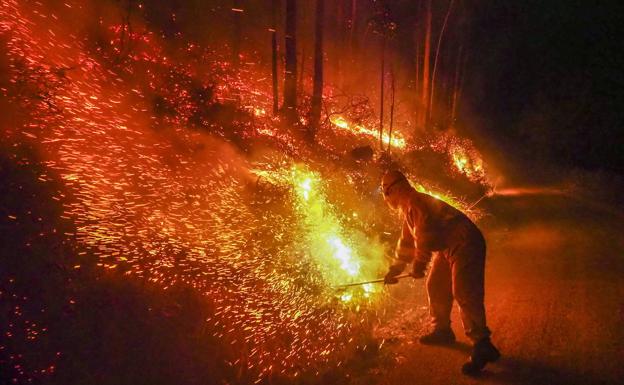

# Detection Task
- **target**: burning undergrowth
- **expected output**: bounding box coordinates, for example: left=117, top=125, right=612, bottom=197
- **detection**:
left=0, top=1, right=493, bottom=383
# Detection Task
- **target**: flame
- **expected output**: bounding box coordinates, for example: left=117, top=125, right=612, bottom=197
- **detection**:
left=253, top=164, right=385, bottom=301
left=411, top=182, right=484, bottom=221
left=329, top=115, right=406, bottom=149
left=450, top=146, right=485, bottom=181
left=290, top=165, right=380, bottom=292
left=326, top=236, right=359, bottom=277
left=431, top=134, right=490, bottom=186
left=492, top=187, right=565, bottom=196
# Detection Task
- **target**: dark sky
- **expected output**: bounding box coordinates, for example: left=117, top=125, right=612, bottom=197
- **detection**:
left=464, top=0, right=624, bottom=176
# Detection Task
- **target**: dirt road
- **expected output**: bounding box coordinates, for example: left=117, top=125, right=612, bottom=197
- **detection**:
left=377, top=194, right=624, bottom=385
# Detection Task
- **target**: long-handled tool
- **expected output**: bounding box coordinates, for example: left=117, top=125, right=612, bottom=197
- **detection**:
left=334, top=273, right=413, bottom=289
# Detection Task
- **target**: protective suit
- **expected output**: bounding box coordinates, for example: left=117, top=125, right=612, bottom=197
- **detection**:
left=393, top=190, right=490, bottom=342
left=381, top=170, right=499, bottom=375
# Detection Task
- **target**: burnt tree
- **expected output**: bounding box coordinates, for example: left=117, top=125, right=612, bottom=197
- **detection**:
left=388, top=66, right=396, bottom=153
left=379, top=36, right=386, bottom=148
left=422, top=0, right=432, bottom=127
left=429, top=0, right=455, bottom=126
left=271, top=0, right=279, bottom=115
left=284, top=0, right=298, bottom=124
left=369, top=2, right=396, bottom=149
left=310, top=0, right=325, bottom=139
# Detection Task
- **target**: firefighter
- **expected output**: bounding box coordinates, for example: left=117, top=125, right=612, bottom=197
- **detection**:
left=381, top=170, right=500, bottom=375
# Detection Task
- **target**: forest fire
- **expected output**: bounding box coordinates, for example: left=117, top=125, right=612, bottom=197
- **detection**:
left=5, top=0, right=594, bottom=384
left=2, top=0, right=621, bottom=383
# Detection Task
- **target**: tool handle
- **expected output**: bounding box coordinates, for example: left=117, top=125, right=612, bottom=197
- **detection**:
left=334, top=273, right=413, bottom=288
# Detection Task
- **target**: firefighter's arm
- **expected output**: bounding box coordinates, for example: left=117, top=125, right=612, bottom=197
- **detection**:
left=411, top=248, right=432, bottom=278
left=385, top=221, right=415, bottom=284
left=411, top=207, right=434, bottom=278
left=395, top=220, right=417, bottom=264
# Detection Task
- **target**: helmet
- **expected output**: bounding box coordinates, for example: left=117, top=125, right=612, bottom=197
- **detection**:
left=381, top=170, right=408, bottom=196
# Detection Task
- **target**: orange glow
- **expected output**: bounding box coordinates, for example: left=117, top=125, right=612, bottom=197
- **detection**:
left=450, top=146, right=485, bottom=181
left=329, top=115, right=406, bottom=149
left=431, top=133, right=491, bottom=186
left=492, top=187, right=565, bottom=196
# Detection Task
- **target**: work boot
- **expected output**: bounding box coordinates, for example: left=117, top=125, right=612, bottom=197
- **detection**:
left=418, top=328, right=456, bottom=345
left=461, top=337, right=500, bottom=376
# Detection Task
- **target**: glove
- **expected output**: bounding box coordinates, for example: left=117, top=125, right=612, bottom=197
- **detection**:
left=384, top=263, right=405, bottom=285
left=411, top=261, right=427, bottom=279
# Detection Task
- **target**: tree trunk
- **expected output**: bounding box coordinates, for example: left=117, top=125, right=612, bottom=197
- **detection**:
left=298, top=44, right=305, bottom=92
left=429, top=0, right=454, bottom=127
left=347, top=0, right=358, bottom=73
left=422, top=0, right=432, bottom=127
left=413, top=22, right=420, bottom=124
left=284, top=0, right=298, bottom=124
left=335, top=0, right=344, bottom=87
left=388, top=66, right=396, bottom=154
left=379, top=36, right=386, bottom=148
left=271, top=0, right=279, bottom=115
left=310, top=0, right=324, bottom=139
left=451, top=43, right=465, bottom=124
left=453, top=45, right=470, bottom=124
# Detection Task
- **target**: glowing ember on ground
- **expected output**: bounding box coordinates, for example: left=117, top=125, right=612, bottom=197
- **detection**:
left=430, top=133, right=491, bottom=186
left=450, top=145, right=485, bottom=181
left=329, top=115, right=406, bottom=149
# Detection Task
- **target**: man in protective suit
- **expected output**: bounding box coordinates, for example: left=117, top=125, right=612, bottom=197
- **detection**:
left=381, top=170, right=500, bottom=375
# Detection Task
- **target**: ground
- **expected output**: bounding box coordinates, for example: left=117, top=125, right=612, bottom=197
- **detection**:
left=376, top=193, right=624, bottom=385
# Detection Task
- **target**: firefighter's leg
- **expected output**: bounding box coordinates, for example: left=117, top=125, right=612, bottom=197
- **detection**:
left=426, top=253, right=453, bottom=331
left=451, top=236, right=491, bottom=343
left=449, top=224, right=499, bottom=374
left=453, top=248, right=500, bottom=375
